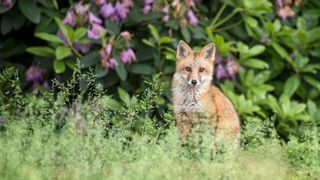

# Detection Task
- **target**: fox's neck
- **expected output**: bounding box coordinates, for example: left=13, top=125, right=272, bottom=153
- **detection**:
left=176, top=81, right=211, bottom=99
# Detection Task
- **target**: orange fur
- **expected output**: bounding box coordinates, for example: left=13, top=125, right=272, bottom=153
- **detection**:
left=172, top=40, right=240, bottom=140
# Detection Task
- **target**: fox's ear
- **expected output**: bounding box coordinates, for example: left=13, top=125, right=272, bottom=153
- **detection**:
left=200, top=43, right=216, bottom=61
left=176, top=40, right=192, bottom=59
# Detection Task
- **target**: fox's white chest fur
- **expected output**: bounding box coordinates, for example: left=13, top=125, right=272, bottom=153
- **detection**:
left=173, top=85, right=203, bottom=113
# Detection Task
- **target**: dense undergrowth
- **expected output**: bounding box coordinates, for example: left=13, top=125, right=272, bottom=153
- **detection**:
left=0, top=70, right=319, bottom=179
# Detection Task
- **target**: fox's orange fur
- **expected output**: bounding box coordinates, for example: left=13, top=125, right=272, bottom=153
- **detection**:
left=172, top=40, right=240, bottom=140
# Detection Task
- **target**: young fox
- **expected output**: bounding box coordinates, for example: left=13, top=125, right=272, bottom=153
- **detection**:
left=172, top=40, right=240, bottom=140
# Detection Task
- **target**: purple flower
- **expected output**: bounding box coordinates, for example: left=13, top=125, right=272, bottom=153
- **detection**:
left=215, top=64, right=229, bottom=80
left=276, top=0, right=283, bottom=7
left=225, top=58, right=239, bottom=79
left=87, top=23, right=106, bottom=39
left=277, top=6, right=295, bottom=20
left=100, top=3, right=115, bottom=19
left=43, top=81, right=50, bottom=90
left=161, top=6, right=169, bottom=14
left=120, top=48, right=136, bottom=64
left=163, top=15, right=170, bottom=22
left=144, top=0, right=154, bottom=4
left=1, top=0, right=13, bottom=7
left=96, top=0, right=105, bottom=6
left=143, top=0, right=153, bottom=14
left=88, top=12, right=102, bottom=24
left=75, top=1, right=90, bottom=15
left=99, top=45, right=113, bottom=69
left=123, top=0, right=134, bottom=9
left=115, top=2, right=129, bottom=20
left=187, top=10, right=199, bottom=26
left=161, top=6, right=170, bottom=22
left=105, top=44, right=112, bottom=56
left=26, top=65, right=45, bottom=83
left=172, top=0, right=179, bottom=7
left=63, top=11, right=76, bottom=27
left=108, top=58, right=118, bottom=69
left=73, top=42, right=93, bottom=54
left=143, top=5, right=152, bottom=14
left=120, top=31, right=132, bottom=42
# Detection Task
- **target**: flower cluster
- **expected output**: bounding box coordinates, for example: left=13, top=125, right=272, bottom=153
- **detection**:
left=99, top=31, right=136, bottom=70
left=155, top=0, right=200, bottom=26
left=120, top=48, right=136, bottom=64
left=59, top=1, right=137, bottom=71
left=0, top=0, right=13, bottom=7
left=275, top=0, right=301, bottom=20
left=161, top=6, right=170, bottom=22
left=143, top=0, right=154, bottom=14
left=25, top=65, right=50, bottom=90
left=100, top=44, right=118, bottom=69
left=98, top=0, right=133, bottom=21
left=214, top=56, right=240, bottom=80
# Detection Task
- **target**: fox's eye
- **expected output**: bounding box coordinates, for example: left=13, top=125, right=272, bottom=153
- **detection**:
left=199, top=68, right=205, bottom=73
left=185, top=67, right=192, bottom=72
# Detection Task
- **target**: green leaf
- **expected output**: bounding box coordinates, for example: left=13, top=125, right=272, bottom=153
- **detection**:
left=55, top=46, right=72, bottom=60
left=303, top=75, right=320, bottom=90
left=53, top=59, right=66, bottom=73
left=160, top=36, right=172, bottom=44
left=244, top=16, right=257, bottom=27
left=297, top=17, right=306, bottom=31
left=282, top=75, right=300, bottom=98
left=308, top=27, right=320, bottom=44
left=181, top=27, right=191, bottom=43
left=102, top=97, right=122, bottom=111
left=54, top=17, right=70, bottom=43
left=35, top=32, right=63, bottom=43
left=104, top=20, right=120, bottom=35
left=307, top=100, right=317, bottom=116
left=129, top=64, right=156, bottom=75
left=74, top=28, right=87, bottom=40
left=26, top=46, right=54, bottom=57
left=148, top=24, right=160, bottom=42
left=271, top=42, right=290, bottom=60
left=13, top=13, right=26, bottom=30
left=80, top=51, right=100, bottom=68
left=1, top=13, right=13, bottom=35
left=117, top=87, right=131, bottom=105
left=241, top=58, right=269, bottom=69
left=94, top=63, right=108, bottom=78
left=115, top=63, right=127, bottom=81
left=142, top=39, right=156, bottom=48
left=273, top=19, right=281, bottom=32
left=250, top=45, right=265, bottom=56
left=19, top=0, right=41, bottom=23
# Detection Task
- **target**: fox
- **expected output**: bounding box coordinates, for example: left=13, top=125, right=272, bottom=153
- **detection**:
left=172, top=40, right=240, bottom=142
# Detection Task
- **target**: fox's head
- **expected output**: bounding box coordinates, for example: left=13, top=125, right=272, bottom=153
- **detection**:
left=174, top=40, right=216, bottom=87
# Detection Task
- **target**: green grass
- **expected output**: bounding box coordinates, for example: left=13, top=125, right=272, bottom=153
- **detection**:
left=0, top=74, right=319, bottom=179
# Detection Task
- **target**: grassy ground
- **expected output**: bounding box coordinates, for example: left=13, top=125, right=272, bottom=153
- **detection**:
left=0, top=75, right=319, bottom=179
left=0, top=96, right=318, bottom=180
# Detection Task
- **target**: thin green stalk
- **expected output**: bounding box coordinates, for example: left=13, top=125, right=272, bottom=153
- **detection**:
left=212, top=9, right=241, bottom=29
left=210, top=3, right=227, bottom=27
left=216, top=19, right=243, bottom=32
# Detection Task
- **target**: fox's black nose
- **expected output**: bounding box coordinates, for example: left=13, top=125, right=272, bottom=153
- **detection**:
left=191, top=80, right=198, bottom=85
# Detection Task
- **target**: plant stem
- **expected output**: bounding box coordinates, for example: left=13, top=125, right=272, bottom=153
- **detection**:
left=216, top=19, right=243, bottom=32
left=212, top=9, right=241, bottom=29
left=210, top=3, right=227, bottom=28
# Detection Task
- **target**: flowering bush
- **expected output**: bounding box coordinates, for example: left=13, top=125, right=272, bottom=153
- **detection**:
left=1, top=0, right=320, bottom=140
